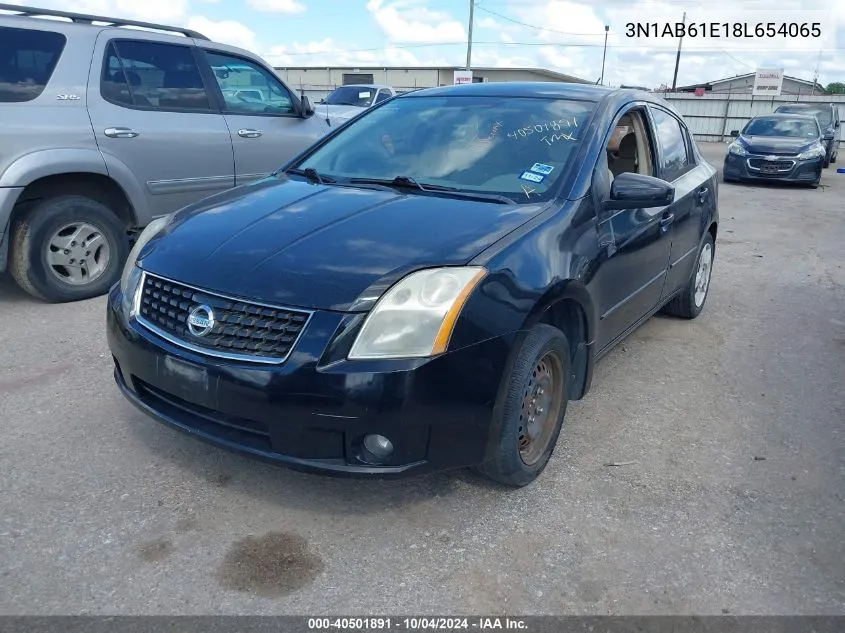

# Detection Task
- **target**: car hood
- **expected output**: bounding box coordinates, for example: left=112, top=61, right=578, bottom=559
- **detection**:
left=140, top=177, right=546, bottom=312
left=740, top=135, right=818, bottom=156
left=321, top=104, right=366, bottom=120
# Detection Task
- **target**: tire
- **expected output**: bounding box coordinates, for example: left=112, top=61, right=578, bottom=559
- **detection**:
left=476, top=324, right=570, bottom=487
left=662, top=232, right=715, bottom=319
left=9, top=195, right=129, bottom=303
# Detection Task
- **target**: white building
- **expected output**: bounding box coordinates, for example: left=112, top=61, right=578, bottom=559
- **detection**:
left=675, top=73, right=827, bottom=96
left=274, top=66, right=592, bottom=101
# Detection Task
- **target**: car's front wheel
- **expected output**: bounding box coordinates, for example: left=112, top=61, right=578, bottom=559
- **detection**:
left=662, top=232, right=715, bottom=319
left=9, top=194, right=128, bottom=302
left=476, top=324, right=570, bottom=487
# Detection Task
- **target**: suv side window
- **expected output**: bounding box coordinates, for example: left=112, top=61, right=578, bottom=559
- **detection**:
left=101, top=40, right=211, bottom=111
left=650, top=107, right=693, bottom=181
left=0, top=26, right=66, bottom=103
left=374, top=90, right=391, bottom=104
left=205, top=51, right=294, bottom=115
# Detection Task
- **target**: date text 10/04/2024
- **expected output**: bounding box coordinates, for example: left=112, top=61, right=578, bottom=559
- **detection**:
left=307, top=617, right=529, bottom=630
left=626, top=22, right=821, bottom=38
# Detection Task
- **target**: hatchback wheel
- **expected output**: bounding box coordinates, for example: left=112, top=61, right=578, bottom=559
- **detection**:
left=476, top=324, right=570, bottom=487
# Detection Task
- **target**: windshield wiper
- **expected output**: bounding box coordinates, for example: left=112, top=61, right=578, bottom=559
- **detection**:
left=286, top=167, right=334, bottom=184
left=348, top=176, right=517, bottom=205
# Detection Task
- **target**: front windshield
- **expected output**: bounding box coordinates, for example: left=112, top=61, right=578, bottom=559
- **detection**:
left=744, top=117, right=819, bottom=139
left=298, top=95, right=596, bottom=203
left=778, top=106, right=831, bottom=127
left=325, top=86, right=376, bottom=107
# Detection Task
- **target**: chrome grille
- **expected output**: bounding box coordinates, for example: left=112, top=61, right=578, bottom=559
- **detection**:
left=747, top=158, right=795, bottom=172
left=135, top=272, right=311, bottom=363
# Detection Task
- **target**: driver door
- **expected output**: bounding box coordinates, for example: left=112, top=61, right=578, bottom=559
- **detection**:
left=198, top=49, right=330, bottom=185
left=591, top=106, right=675, bottom=351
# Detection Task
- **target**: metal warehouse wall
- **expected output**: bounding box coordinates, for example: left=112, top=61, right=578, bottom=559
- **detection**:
left=663, top=93, right=845, bottom=144
left=275, top=68, right=452, bottom=101
left=275, top=68, right=563, bottom=102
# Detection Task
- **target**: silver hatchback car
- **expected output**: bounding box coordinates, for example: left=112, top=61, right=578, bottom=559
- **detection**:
left=0, top=3, right=331, bottom=302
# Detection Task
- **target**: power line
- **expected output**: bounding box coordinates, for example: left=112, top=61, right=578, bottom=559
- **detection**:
left=475, top=4, right=607, bottom=36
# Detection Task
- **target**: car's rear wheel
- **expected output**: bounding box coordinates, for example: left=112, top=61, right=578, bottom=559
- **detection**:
left=476, top=324, right=570, bottom=487
left=662, top=232, right=715, bottom=319
left=9, top=195, right=128, bottom=302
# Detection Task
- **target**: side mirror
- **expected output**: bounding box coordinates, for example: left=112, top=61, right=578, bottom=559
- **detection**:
left=603, top=172, right=674, bottom=211
left=301, top=95, right=315, bottom=118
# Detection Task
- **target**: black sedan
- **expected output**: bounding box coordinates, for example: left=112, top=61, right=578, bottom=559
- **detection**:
left=723, top=114, right=825, bottom=187
left=108, top=83, right=719, bottom=486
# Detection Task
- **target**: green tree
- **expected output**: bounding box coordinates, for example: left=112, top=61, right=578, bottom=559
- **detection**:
left=826, top=82, right=845, bottom=94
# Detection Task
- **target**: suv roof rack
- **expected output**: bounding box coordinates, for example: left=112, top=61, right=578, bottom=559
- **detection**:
left=0, top=3, right=209, bottom=39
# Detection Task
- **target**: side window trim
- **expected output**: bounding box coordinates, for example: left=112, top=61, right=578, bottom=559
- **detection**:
left=98, top=37, right=219, bottom=114
left=197, top=48, right=302, bottom=118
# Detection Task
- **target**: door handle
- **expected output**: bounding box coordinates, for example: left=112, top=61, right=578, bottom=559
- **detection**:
left=238, top=129, right=262, bottom=138
left=697, top=187, right=709, bottom=204
left=660, top=212, right=675, bottom=232
left=103, top=127, right=139, bottom=138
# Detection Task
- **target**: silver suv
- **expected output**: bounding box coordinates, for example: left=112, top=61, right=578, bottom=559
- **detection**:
left=0, top=4, right=331, bottom=302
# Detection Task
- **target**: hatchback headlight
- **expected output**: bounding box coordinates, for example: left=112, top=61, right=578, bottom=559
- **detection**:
left=798, top=144, right=825, bottom=160
left=119, top=215, right=171, bottom=316
left=728, top=141, right=746, bottom=156
left=348, top=267, right=487, bottom=360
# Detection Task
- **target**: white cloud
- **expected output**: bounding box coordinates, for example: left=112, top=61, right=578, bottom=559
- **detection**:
left=266, top=37, right=444, bottom=69
left=366, top=0, right=465, bottom=43
left=21, top=0, right=189, bottom=23
left=247, top=0, right=305, bottom=14
left=187, top=16, right=258, bottom=52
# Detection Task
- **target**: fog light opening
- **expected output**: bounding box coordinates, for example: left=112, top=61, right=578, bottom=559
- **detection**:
left=361, top=434, right=394, bottom=464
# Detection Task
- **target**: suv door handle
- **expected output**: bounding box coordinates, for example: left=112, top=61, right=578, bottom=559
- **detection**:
left=238, top=129, right=262, bottom=138
left=660, top=212, right=675, bottom=231
left=104, top=127, right=139, bottom=138
left=698, top=187, right=709, bottom=204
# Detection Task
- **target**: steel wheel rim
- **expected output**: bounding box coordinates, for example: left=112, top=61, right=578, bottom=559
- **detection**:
left=694, top=243, right=713, bottom=308
left=46, top=221, right=111, bottom=286
left=518, top=351, right=565, bottom=466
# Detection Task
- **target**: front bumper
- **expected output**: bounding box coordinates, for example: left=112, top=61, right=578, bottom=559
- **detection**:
left=107, top=284, right=515, bottom=478
left=723, top=153, right=822, bottom=183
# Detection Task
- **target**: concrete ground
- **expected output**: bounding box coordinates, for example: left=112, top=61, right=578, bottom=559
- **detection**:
left=1, top=143, right=844, bottom=615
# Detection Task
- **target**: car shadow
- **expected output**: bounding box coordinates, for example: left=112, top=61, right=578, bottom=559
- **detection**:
left=0, top=274, right=35, bottom=304
left=123, top=404, right=511, bottom=516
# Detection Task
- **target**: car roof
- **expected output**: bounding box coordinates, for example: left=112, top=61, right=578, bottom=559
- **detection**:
left=332, top=84, right=392, bottom=91
left=753, top=113, right=819, bottom=120
left=775, top=103, right=832, bottom=110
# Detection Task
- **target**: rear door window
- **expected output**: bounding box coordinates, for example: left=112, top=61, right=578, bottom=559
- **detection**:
left=0, top=27, right=66, bottom=103
left=100, top=39, right=211, bottom=111
left=650, top=107, right=693, bottom=181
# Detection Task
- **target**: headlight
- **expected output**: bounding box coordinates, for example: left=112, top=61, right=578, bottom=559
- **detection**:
left=348, top=266, right=487, bottom=360
left=119, top=215, right=171, bottom=315
left=798, top=144, right=825, bottom=160
left=728, top=141, right=746, bottom=156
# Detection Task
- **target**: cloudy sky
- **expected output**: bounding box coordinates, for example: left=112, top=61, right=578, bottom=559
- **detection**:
left=12, top=0, right=845, bottom=88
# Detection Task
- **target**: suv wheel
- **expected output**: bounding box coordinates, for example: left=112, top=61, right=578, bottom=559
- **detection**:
left=476, top=324, right=570, bottom=487
left=9, top=195, right=128, bottom=302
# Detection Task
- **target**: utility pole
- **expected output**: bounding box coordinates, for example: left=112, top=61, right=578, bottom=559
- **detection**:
left=466, top=0, right=474, bottom=70
left=599, top=24, right=609, bottom=85
left=671, top=11, right=686, bottom=91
